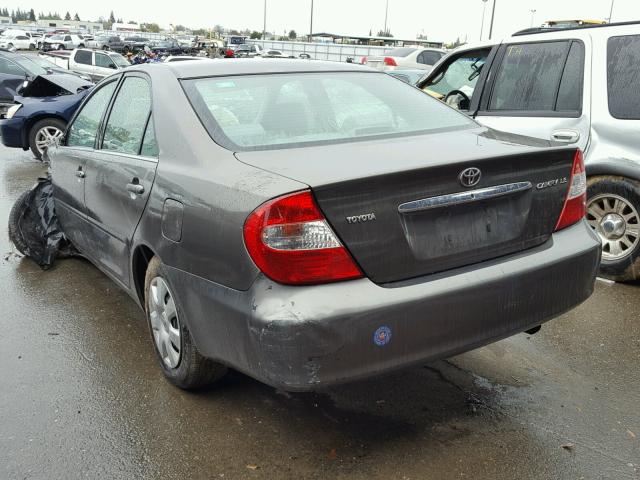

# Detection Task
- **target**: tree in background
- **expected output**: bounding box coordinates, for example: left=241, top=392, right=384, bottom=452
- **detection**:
left=109, top=11, right=116, bottom=23
left=64, top=12, right=71, bottom=20
left=74, top=13, right=80, bottom=21
left=213, top=24, right=224, bottom=37
left=250, top=31, right=262, bottom=39
left=377, top=29, right=393, bottom=37
left=29, top=9, right=36, bottom=21
left=142, top=23, right=160, bottom=33
left=38, top=11, right=62, bottom=20
left=288, top=30, right=297, bottom=40
left=174, top=25, right=186, bottom=32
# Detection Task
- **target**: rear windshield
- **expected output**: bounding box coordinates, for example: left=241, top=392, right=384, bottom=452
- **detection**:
left=387, top=48, right=417, bottom=57
left=182, top=72, right=475, bottom=151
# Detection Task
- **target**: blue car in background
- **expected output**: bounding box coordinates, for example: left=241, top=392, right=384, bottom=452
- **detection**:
left=0, top=74, right=92, bottom=160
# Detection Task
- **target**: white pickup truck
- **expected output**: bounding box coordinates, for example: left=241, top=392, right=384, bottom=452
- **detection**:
left=40, top=48, right=131, bottom=82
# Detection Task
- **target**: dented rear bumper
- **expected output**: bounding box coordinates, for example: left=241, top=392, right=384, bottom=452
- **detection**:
left=165, top=220, right=600, bottom=391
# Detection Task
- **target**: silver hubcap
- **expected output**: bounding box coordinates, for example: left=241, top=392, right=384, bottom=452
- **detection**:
left=148, top=277, right=181, bottom=369
left=587, top=194, right=640, bottom=261
left=35, top=126, right=63, bottom=155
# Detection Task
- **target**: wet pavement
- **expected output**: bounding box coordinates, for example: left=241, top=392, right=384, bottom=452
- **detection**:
left=0, top=144, right=638, bottom=480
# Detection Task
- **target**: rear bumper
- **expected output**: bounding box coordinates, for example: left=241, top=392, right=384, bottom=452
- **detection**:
left=0, top=117, right=26, bottom=148
left=165, top=220, right=601, bottom=391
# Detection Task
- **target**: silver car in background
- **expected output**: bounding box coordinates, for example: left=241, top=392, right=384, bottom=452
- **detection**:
left=362, top=47, right=446, bottom=71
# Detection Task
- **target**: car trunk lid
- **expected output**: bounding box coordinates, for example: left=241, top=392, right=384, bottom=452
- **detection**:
left=236, top=128, right=577, bottom=284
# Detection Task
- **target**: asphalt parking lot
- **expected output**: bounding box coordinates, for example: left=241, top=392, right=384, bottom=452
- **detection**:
left=0, top=144, right=638, bottom=480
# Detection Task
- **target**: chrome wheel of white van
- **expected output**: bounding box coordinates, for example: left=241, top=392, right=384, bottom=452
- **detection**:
left=587, top=194, right=640, bottom=261
left=148, top=277, right=182, bottom=368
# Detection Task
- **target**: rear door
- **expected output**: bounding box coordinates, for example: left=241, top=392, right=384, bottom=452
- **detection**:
left=94, top=52, right=116, bottom=80
left=82, top=73, right=158, bottom=286
left=49, top=78, right=120, bottom=245
left=72, top=49, right=93, bottom=78
left=475, top=38, right=591, bottom=152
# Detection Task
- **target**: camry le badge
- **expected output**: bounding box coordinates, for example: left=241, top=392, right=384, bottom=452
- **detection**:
left=459, top=167, right=482, bottom=188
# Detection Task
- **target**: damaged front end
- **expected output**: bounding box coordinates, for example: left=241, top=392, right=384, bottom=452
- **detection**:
left=8, top=173, right=77, bottom=269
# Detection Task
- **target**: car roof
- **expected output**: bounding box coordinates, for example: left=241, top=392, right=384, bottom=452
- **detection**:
left=149, top=58, right=371, bottom=78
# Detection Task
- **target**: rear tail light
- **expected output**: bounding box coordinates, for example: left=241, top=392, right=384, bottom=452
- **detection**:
left=384, top=57, right=397, bottom=66
left=244, top=191, right=363, bottom=285
left=555, top=149, right=587, bottom=231
left=360, top=56, right=367, bottom=65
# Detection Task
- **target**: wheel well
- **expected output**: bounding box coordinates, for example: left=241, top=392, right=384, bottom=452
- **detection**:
left=22, top=115, right=67, bottom=148
left=132, top=245, right=155, bottom=306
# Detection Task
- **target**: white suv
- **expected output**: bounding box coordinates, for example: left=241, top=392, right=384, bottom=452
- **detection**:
left=419, top=22, right=640, bottom=281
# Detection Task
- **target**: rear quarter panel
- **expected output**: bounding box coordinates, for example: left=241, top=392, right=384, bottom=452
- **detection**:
left=131, top=67, right=307, bottom=292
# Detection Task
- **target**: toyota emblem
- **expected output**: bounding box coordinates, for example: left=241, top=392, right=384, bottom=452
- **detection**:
left=459, top=167, right=482, bottom=188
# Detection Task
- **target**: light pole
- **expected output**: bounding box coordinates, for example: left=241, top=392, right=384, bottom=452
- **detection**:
left=309, top=0, right=314, bottom=42
left=609, top=0, right=615, bottom=23
left=384, top=0, right=389, bottom=35
left=262, top=0, right=267, bottom=40
left=530, top=9, right=536, bottom=27
left=488, top=0, right=497, bottom=40
left=480, top=0, right=488, bottom=41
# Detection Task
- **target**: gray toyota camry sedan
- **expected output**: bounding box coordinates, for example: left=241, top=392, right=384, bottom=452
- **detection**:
left=48, top=59, right=601, bottom=391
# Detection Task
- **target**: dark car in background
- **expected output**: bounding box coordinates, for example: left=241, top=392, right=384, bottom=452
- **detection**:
left=86, top=35, right=125, bottom=53
left=149, top=39, right=184, bottom=56
left=45, top=60, right=600, bottom=392
left=122, top=36, right=150, bottom=53
left=0, top=74, right=92, bottom=159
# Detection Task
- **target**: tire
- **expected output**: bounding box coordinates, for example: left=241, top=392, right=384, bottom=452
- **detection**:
left=28, top=43, right=35, bottom=50
left=587, top=175, right=640, bottom=282
left=78, top=44, right=85, bottom=48
left=7, top=189, right=31, bottom=256
left=57, top=44, right=64, bottom=50
left=144, top=256, right=227, bottom=389
left=7, top=43, right=13, bottom=49
left=28, top=118, right=66, bottom=161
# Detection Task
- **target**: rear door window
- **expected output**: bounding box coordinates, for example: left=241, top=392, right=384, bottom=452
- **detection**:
left=607, top=34, right=640, bottom=119
left=67, top=80, right=118, bottom=148
left=101, top=76, right=152, bottom=155
left=418, top=51, right=442, bottom=65
left=487, top=41, right=584, bottom=114
left=74, top=50, right=92, bottom=65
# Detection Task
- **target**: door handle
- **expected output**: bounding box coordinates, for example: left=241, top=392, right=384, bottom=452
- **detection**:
left=551, top=130, right=580, bottom=143
left=75, top=168, right=85, bottom=178
left=126, top=182, right=145, bottom=195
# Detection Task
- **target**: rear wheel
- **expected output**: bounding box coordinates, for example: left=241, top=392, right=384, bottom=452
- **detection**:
left=28, top=43, right=35, bottom=50
left=587, top=176, right=640, bottom=281
left=29, top=118, right=66, bottom=161
left=144, top=256, right=227, bottom=389
left=57, top=44, right=64, bottom=50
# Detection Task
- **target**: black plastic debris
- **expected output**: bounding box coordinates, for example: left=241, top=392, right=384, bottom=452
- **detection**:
left=8, top=174, right=75, bottom=269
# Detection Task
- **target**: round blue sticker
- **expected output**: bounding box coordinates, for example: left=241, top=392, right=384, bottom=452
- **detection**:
left=373, top=326, right=392, bottom=347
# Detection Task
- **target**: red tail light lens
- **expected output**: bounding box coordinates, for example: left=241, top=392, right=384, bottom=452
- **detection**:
left=244, top=191, right=363, bottom=285
left=360, top=56, right=368, bottom=65
left=384, top=57, right=397, bottom=66
left=555, top=149, right=587, bottom=231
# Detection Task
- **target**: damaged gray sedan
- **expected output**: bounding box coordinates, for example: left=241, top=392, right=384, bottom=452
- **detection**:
left=47, top=60, right=601, bottom=390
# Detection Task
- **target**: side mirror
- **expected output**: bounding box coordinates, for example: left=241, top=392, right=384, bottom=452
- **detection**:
left=109, top=63, right=117, bottom=69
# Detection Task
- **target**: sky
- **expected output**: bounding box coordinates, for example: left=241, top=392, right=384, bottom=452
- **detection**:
left=5, top=0, right=640, bottom=43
